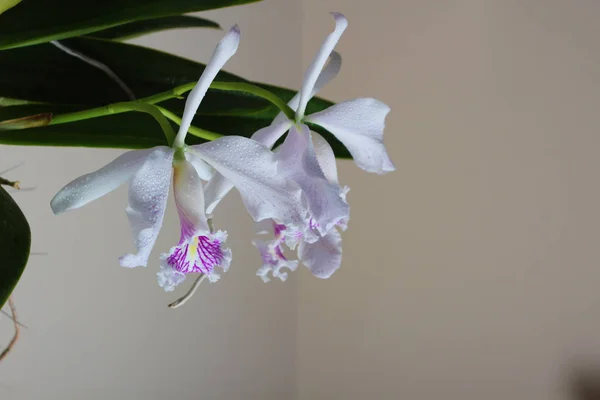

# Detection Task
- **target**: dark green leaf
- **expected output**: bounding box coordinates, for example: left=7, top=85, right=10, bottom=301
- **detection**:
left=87, top=16, right=220, bottom=41
left=0, top=0, right=259, bottom=50
left=0, top=37, right=347, bottom=156
left=0, top=186, right=30, bottom=308
left=0, top=0, right=21, bottom=16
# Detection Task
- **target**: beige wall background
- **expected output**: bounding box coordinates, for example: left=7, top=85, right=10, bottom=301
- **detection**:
left=297, top=1, right=600, bottom=400
left=2, top=1, right=600, bottom=400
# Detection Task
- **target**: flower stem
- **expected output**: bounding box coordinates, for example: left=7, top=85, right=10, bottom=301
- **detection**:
left=49, top=81, right=294, bottom=128
left=155, top=106, right=222, bottom=141
left=51, top=102, right=176, bottom=146
left=209, top=81, right=296, bottom=120
left=44, top=81, right=294, bottom=146
left=167, top=274, right=207, bottom=309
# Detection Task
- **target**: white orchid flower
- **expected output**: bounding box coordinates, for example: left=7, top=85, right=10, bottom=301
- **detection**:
left=202, top=13, right=394, bottom=281
left=50, top=26, right=305, bottom=291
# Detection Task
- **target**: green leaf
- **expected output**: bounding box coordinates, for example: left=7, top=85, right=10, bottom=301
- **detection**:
left=0, top=37, right=349, bottom=156
left=0, top=0, right=20, bottom=16
left=0, top=0, right=259, bottom=50
left=0, top=186, right=31, bottom=308
left=87, top=16, right=220, bottom=41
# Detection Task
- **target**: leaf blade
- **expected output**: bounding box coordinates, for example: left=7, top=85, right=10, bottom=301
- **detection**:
left=0, top=186, right=31, bottom=307
left=87, top=16, right=220, bottom=41
left=0, top=0, right=259, bottom=50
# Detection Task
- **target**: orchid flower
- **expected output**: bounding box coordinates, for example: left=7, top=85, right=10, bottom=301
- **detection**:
left=50, top=26, right=305, bottom=291
left=202, top=13, right=395, bottom=282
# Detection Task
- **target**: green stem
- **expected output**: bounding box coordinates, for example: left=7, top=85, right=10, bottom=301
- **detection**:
left=209, top=82, right=296, bottom=120
left=112, top=103, right=176, bottom=146
left=156, top=106, right=222, bottom=141
left=50, top=102, right=175, bottom=146
left=46, top=81, right=294, bottom=145
left=50, top=80, right=294, bottom=124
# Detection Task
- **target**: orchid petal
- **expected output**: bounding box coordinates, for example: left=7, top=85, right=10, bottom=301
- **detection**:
left=203, top=172, right=233, bottom=216
left=278, top=125, right=349, bottom=236
left=311, top=131, right=339, bottom=184
left=185, top=151, right=214, bottom=181
left=254, top=239, right=298, bottom=283
left=305, top=98, right=395, bottom=174
left=296, top=13, right=348, bottom=119
left=298, top=228, right=342, bottom=279
left=174, top=25, right=241, bottom=147
left=274, top=51, right=342, bottom=128
left=173, top=158, right=210, bottom=239
left=119, top=147, right=174, bottom=268
left=50, top=148, right=154, bottom=215
left=250, top=119, right=293, bottom=149
left=203, top=52, right=343, bottom=215
left=190, top=136, right=306, bottom=226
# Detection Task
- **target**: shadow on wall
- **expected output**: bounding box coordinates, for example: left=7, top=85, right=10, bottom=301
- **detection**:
left=569, top=364, right=600, bottom=400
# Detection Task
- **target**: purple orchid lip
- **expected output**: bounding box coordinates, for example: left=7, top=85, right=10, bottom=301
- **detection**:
left=166, top=232, right=228, bottom=275
left=158, top=230, right=232, bottom=291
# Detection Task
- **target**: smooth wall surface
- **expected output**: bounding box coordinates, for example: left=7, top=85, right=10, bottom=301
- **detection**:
left=0, top=1, right=301, bottom=399
left=297, top=1, right=600, bottom=400
left=2, top=1, right=600, bottom=400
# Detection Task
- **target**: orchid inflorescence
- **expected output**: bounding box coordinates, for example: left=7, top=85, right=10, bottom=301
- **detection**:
left=50, top=13, right=395, bottom=298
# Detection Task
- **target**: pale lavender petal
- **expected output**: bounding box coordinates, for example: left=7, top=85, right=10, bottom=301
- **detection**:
left=254, top=239, right=298, bottom=283
left=157, top=266, right=186, bottom=292
left=310, top=131, right=339, bottom=184
left=174, top=25, right=241, bottom=147
left=190, top=136, right=306, bottom=226
left=203, top=52, right=342, bottom=215
left=296, top=13, right=348, bottom=119
left=277, top=125, right=349, bottom=236
left=298, top=228, right=342, bottom=279
left=185, top=151, right=214, bottom=181
left=250, top=119, right=292, bottom=149
left=273, top=51, right=342, bottom=127
left=305, top=98, right=395, bottom=174
left=203, top=172, right=233, bottom=216
left=119, top=147, right=174, bottom=268
left=173, top=157, right=210, bottom=239
left=50, top=148, right=154, bottom=215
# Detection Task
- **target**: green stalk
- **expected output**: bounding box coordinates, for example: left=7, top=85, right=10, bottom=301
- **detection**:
left=156, top=106, right=222, bottom=141
left=49, top=81, right=295, bottom=130
left=112, top=102, right=175, bottom=146
left=209, top=82, right=296, bottom=120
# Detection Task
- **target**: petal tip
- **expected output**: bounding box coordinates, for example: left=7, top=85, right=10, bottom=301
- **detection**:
left=49, top=198, right=64, bottom=215
left=330, top=12, right=348, bottom=29
left=222, top=24, right=241, bottom=50
left=230, top=24, right=241, bottom=35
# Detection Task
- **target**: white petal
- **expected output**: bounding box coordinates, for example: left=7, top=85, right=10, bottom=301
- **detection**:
left=190, top=136, right=306, bottom=226
left=50, top=148, right=154, bottom=215
left=250, top=119, right=292, bottom=149
left=202, top=51, right=341, bottom=215
left=296, top=13, right=348, bottom=119
left=174, top=25, right=241, bottom=147
left=119, top=147, right=174, bottom=268
left=185, top=151, right=214, bottom=181
left=254, top=239, right=298, bottom=283
left=203, top=171, right=234, bottom=216
left=173, top=157, right=210, bottom=237
left=298, top=228, right=342, bottom=279
left=305, top=98, right=395, bottom=174
left=311, top=131, right=339, bottom=184
left=278, top=125, right=349, bottom=236
left=157, top=266, right=186, bottom=292
left=274, top=51, right=342, bottom=127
